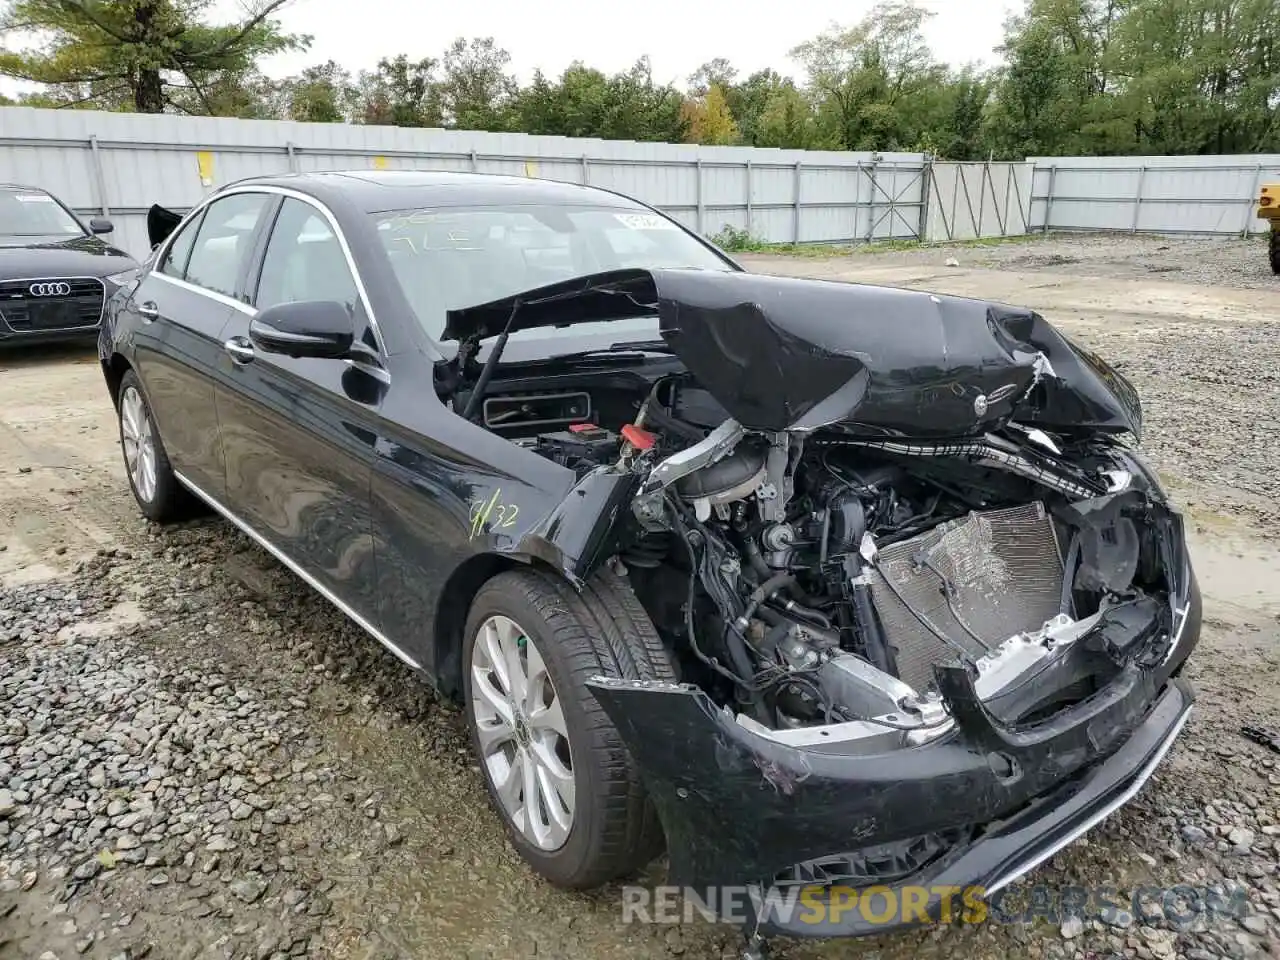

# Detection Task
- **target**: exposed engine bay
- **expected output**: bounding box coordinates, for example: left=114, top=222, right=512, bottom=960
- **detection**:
left=433, top=265, right=1198, bottom=920
left=436, top=266, right=1190, bottom=751
left=463, top=363, right=1181, bottom=749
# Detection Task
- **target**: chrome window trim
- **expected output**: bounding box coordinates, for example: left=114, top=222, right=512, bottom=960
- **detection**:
left=173, top=469, right=423, bottom=672
left=0, top=275, right=107, bottom=333
left=153, top=184, right=388, bottom=356
left=153, top=271, right=255, bottom=315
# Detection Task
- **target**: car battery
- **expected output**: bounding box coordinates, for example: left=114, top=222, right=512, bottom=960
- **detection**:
left=534, top=423, right=618, bottom=467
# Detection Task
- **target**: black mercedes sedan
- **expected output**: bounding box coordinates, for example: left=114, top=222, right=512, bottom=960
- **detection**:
left=0, top=183, right=139, bottom=347
left=99, top=170, right=1200, bottom=951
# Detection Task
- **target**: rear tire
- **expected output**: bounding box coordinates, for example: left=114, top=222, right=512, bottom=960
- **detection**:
left=1269, top=229, right=1280, bottom=275
left=116, top=370, right=198, bottom=524
left=463, top=566, right=676, bottom=889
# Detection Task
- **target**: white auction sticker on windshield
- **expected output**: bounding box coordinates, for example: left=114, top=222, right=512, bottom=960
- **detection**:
left=15, top=194, right=54, bottom=203
left=613, top=213, right=676, bottom=230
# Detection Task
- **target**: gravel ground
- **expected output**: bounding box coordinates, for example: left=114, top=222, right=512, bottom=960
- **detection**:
left=3, top=234, right=1280, bottom=960
left=817, top=232, right=1279, bottom=290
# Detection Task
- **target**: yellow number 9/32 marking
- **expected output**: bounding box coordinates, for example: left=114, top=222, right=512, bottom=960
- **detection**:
left=468, top=489, right=519, bottom=540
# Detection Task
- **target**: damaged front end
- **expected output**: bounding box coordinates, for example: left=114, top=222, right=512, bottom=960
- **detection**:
left=587, top=421, right=1199, bottom=937
left=446, top=268, right=1201, bottom=938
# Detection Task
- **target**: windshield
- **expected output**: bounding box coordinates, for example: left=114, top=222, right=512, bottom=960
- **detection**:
left=0, top=189, right=85, bottom=238
left=371, top=203, right=733, bottom=341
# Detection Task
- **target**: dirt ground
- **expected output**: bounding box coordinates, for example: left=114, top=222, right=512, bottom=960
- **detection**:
left=2, top=232, right=1279, bottom=960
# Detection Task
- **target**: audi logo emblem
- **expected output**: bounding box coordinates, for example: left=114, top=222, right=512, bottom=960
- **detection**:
left=29, top=282, right=72, bottom=297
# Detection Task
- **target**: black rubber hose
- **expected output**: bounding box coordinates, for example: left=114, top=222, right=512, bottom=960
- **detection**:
left=645, top=402, right=705, bottom=442
left=818, top=507, right=832, bottom=566
left=742, top=537, right=773, bottom=580
left=739, top=573, right=796, bottom=628
left=756, top=606, right=842, bottom=647
left=778, top=599, right=833, bottom=629
left=721, top=624, right=758, bottom=687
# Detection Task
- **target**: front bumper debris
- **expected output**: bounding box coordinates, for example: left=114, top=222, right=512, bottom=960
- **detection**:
left=587, top=569, right=1201, bottom=939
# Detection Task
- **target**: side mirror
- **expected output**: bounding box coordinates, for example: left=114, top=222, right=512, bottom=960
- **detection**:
left=249, top=300, right=355, bottom=360
left=89, top=217, right=114, bottom=235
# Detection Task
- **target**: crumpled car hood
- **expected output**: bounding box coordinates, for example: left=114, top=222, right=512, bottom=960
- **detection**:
left=443, top=267, right=1142, bottom=440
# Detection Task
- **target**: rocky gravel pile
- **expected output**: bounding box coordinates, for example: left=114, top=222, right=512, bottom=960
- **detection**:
left=1082, top=311, right=1280, bottom=538
left=2, top=523, right=1279, bottom=960
left=1, top=551, right=342, bottom=960
left=971, top=234, right=1278, bottom=291
left=846, top=233, right=1279, bottom=292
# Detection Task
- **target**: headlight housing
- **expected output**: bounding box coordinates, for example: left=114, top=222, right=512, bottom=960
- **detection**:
left=104, top=268, right=140, bottom=288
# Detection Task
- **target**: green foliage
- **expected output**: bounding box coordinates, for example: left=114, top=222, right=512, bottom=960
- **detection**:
left=439, top=37, right=516, bottom=131
left=0, top=0, right=306, bottom=113
left=510, top=58, right=686, bottom=142
left=709, top=225, right=769, bottom=251
left=356, top=55, right=443, bottom=128
left=7, top=0, right=1280, bottom=160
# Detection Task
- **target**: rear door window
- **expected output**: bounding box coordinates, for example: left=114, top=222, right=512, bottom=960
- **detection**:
left=183, top=193, right=272, bottom=300
left=158, top=212, right=203, bottom=279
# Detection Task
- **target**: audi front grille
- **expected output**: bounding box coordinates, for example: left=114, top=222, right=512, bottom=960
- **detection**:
left=0, top=277, right=107, bottom=333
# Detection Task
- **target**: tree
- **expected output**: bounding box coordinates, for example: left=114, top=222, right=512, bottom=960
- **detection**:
left=1111, top=0, right=1280, bottom=154
left=984, top=0, right=1127, bottom=158
left=755, top=81, right=820, bottom=148
left=355, top=54, right=442, bottom=127
left=510, top=57, right=686, bottom=142
left=681, top=82, right=739, bottom=144
left=790, top=1, right=946, bottom=151
left=688, top=57, right=737, bottom=96
left=0, top=0, right=307, bottom=113
left=280, top=59, right=355, bottom=123
left=438, top=36, right=516, bottom=131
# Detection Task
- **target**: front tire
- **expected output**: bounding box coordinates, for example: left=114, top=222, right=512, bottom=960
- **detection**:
left=1269, top=229, right=1280, bottom=275
left=116, top=370, right=196, bottom=523
left=463, top=566, right=676, bottom=889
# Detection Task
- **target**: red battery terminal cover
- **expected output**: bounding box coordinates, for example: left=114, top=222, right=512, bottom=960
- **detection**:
left=621, top=425, right=657, bottom=450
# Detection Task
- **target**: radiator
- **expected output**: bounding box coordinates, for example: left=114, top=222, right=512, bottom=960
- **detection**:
left=868, top=502, right=1065, bottom=693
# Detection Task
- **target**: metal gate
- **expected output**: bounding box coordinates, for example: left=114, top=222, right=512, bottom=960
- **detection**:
left=924, top=162, right=1035, bottom=242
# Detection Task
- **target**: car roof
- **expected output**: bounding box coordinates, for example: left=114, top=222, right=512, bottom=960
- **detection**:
left=222, top=170, right=652, bottom=214
left=0, top=183, right=51, bottom=192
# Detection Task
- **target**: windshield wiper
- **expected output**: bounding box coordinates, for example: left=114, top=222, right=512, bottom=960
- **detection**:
left=605, top=339, right=672, bottom=352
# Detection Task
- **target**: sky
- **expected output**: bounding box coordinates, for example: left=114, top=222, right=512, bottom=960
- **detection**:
left=1, top=0, right=1015, bottom=98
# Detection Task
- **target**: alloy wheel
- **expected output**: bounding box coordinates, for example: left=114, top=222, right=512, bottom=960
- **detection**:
left=120, top=385, right=157, bottom=503
left=470, top=614, right=576, bottom=851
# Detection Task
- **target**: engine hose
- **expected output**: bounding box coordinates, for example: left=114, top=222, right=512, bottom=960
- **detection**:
left=645, top=402, right=706, bottom=442
left=763, top=619, right=793, bottom=656
left=721, top=624, right=758, bottom=690
left=741, top=537, right=773, bottom=580
left=756, top=606, right=842, bottom=647
left=819, top=507, right=832, bottom=566
left=776, top=598, right=832, bottom=629
left=736, top=573, right=797, bottom=630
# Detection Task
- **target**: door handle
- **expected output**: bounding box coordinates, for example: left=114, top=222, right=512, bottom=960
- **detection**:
left=137, top=301, right=159, bottom=323
left=223, top=336, right=255, bottom=365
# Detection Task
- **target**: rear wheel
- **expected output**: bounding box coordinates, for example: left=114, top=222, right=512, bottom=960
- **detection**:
left=117, top=370, right=197, bottom=523
left=463, top=566, right=675, bottom=889
left=1269, top=228, right=1280, bottom=274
